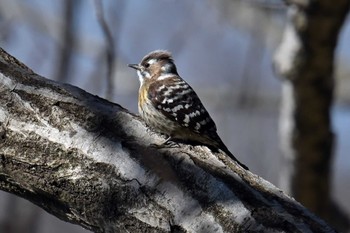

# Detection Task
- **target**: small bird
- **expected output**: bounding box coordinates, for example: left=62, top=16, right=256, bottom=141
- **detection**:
left=128, top=50, right=248, bottom=170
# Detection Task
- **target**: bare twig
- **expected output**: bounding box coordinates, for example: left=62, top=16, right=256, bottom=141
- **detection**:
left=54, top=0, right=77, bottom=82
left=93, top=0, right=115, bottom=100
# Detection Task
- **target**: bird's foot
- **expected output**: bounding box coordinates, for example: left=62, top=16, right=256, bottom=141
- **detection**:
left=150, top=136, right=180, bottom=149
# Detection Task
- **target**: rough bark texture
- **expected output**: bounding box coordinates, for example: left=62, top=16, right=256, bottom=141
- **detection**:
left=274, top=0, right=350, bottom=231
left=0, top=47, right=336, bottom=232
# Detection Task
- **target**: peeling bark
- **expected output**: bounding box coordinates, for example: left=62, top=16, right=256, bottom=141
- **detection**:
left=0, top=47, right=336, bottom=232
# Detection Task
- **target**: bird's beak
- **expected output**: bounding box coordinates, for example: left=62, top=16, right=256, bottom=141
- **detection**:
left=128, top=64, right=141, bottom=70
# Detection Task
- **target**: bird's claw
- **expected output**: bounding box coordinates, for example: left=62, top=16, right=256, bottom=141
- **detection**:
left=150, top=137, right=180, bottom=149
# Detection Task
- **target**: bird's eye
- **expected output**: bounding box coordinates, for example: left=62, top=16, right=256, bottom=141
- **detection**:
left=145, top=63, right=150, bottom=68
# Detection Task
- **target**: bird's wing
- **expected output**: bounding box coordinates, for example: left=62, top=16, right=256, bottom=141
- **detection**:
left=147, top=75, right=217, bottom=134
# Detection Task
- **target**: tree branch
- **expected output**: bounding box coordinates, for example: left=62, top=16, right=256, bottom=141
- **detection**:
left=0, top=47, right=335, bottom=232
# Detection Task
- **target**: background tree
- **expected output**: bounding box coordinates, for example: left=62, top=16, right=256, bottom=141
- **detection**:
left=274, top=0, right=350, bottom=231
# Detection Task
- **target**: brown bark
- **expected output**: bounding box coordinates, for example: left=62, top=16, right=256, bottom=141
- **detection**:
left=0, top=47, right=336, bottom=232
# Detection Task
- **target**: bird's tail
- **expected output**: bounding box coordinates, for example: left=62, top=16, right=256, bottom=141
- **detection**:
left=211, top=135, right=249, bottom=170
left=219, top=142, right=249, bottom=170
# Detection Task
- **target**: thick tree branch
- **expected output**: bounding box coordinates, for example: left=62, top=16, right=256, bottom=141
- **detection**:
left=0, top=48, right=335, bottom=232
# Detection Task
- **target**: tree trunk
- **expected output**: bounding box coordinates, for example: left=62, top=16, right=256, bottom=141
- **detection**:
left=274, top=0, right=350, bottom=231
left=0, top=47, right=336, bottom=232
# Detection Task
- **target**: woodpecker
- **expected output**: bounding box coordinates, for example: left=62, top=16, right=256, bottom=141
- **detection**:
left=128, top=50, right=248, bottom=170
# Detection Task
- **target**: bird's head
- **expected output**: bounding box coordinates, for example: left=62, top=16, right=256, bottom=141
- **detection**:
left=128, top=50, right=178, bottom=85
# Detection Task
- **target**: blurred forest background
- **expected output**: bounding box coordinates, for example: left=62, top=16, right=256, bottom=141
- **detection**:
left=0, top=0, right=349, bottom=232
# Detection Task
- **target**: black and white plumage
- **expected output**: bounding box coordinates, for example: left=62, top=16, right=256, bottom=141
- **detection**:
left=128, top=50, right=248, bottom=170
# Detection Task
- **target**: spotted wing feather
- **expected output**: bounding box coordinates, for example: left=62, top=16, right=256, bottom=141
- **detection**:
left=147, top=76, right=217, bottom=134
